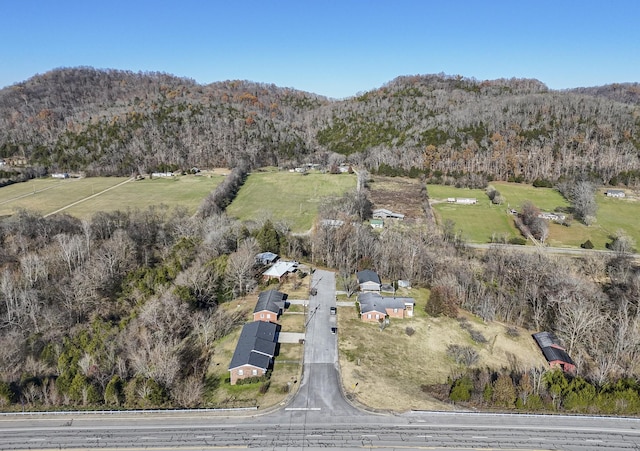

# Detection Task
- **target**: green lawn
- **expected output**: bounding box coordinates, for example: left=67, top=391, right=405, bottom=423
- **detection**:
left=227, top=170, right=356, bottom=232
left=427, top=183, right=639, bottom=248
left=491, top=181, right=569, bottom=212
left=0, top=174, right=223, bottom=218
left=427, top=184, right=518, bottom=243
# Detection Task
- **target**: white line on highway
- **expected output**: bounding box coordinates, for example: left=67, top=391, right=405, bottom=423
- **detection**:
left=195, top=435, right=213, bottom=439
left=415, top=435, right=432, bottom=438
left=285, top=407, right=321, bottom=411
left=251, top=435, right=266, bottom=438
left=472, top=436, right=488, bottom=439
left=586, top=439, right=603, bottom=442
left=86, top=437, right=102, bottom=440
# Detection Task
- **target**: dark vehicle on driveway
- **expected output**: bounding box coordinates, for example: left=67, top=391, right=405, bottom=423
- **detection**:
left=330, top=306, right=337, bottom=315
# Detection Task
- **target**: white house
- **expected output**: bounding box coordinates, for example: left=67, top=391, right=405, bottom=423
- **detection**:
left=605, top=189, right=625, bottom=198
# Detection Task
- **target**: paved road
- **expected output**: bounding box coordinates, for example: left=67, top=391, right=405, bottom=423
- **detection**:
left=2, top=268, right=640, bottom=449
left=284, top=269, right=362, bottom=417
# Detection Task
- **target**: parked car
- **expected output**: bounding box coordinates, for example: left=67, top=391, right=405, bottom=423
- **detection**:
left=310, top=287, right=317, bottom=296
left=331, top=327, right=337, bottom=334
left=330, top=306, right=337, bottom=315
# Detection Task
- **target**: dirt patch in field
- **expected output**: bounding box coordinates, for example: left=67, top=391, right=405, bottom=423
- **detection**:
left=367, top=176, right=431, bottom=224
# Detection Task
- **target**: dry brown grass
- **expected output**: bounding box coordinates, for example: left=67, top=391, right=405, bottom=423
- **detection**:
left=206, top=287, right=306, bottom=409
left=337, top=295, right=547, bottom=412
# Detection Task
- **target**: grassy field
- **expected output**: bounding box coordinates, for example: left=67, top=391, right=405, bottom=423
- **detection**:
left=0, top=174, right=223, bottom=218
left=428, top=183, right=639, bottom=249
left=227, top=170, right=356, bottom=232
left=337, top=287, right=547, bottom=411
left=427, top=185, right=518, bottom=243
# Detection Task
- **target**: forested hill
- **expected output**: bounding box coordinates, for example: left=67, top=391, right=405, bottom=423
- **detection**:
left=1, top=67, right=639, bottom=185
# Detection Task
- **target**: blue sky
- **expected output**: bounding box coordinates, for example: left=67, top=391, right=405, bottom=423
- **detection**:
left=1, top=0, right=639, bottom=98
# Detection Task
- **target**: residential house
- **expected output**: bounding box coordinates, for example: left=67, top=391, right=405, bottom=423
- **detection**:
left=255, top=251, right=279, bottom=266
left=229, top=321, right=280, bottom=384
left=455, top=198, right=477, bottom=205
left=357, top=270, right=381, bottom=292
left=319, top=219, right=345, bottom=228
left=51, top=172, right=69, bottom=179
left=605, top=189, right=625, bottom=198
left=538, top=212, right=566, bottom=222
left=370, top=218, right=384, bottom=229
left=262, top=260, right=298, bottom=281
left=532, top=331, right=576, bottom=373
left=372, top=208, right=405, bottom=220
left=253, top=289, right=287, bottom=323
left=358, top=292, right=415, bottom=322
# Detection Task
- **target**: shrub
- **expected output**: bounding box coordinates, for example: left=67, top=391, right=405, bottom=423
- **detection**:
left=447, top=344, right=479, bottom=366
left=259, top=381, right=271, bottom=394
left=506, top=327, right=520, bottom=337
left=449, top=375, right=473, bottom=402
left=581, top=239, right=594, bottom=249
left=469, top=329, right=487, bottom=344
left=509, top=237, right=527, bottom=245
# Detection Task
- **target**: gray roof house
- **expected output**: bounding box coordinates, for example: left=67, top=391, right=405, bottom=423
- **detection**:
left=253, top=289, right=288, bottom=322
left=229, top=321, right=280, bottom=384
left=358, top=292, right=415, bottom=322
left=357, top=269, right=382, bottom=292
left=532, top=331, right=576, bottom=373
left=255, top=252, right=279, bottom=265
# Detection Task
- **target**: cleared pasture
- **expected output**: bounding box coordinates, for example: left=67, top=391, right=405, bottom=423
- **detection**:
left=491, top=181, right=569, bottom=212
left=0, top=174, right=223, bottom=218
left=428, top=183, right=639, bottom=248
left=427, top=184, right=518, bottom=242
left=227, top=170, right=356, bottom=232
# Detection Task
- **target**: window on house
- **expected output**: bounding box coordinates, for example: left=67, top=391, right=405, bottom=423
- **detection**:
left=260, top=313, right=264, bottom=318
left=375, top=314, right=380, bottom=319
left=367, top=314, right=371, bottom=319
left=238, top=369, right=244, bottom=376
left=394, top=308, right=398, bottom=313
left=252, top=369, right=258, bottom=376
left=267, top=313, right=271, bottom=318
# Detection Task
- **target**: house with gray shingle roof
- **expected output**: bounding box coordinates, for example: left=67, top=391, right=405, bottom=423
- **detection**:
left=253, top=289, right=288, bottom=323
left=229, top=321, right=280, bottom=384
left=358, top=292, right=415, bottom=322
left=357, top=270, right=382, bottom=292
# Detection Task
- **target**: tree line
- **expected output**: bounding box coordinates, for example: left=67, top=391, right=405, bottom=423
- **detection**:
left=1, top=68, right=639, bottom=187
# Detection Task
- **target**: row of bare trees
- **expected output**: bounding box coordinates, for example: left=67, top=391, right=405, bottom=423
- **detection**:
left=2, top=69, right=639, bottom=186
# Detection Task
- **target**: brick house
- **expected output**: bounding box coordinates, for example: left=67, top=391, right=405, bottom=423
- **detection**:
left=253, top=289, right=287, bottom=323
left=358, top=292, right=415, bottom=322
left=229, top=321, right=280, bottom=385
left=532, top=331, right=576, bottom=373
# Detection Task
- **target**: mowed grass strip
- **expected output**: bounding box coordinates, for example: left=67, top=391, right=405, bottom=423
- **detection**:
left=227, top=171, right=356, bottom=232
left=0, top=175, right=223, bottom=218
left=0, top=177, right=129, bottom=216
left=64, top=175, right=223, bottom=217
